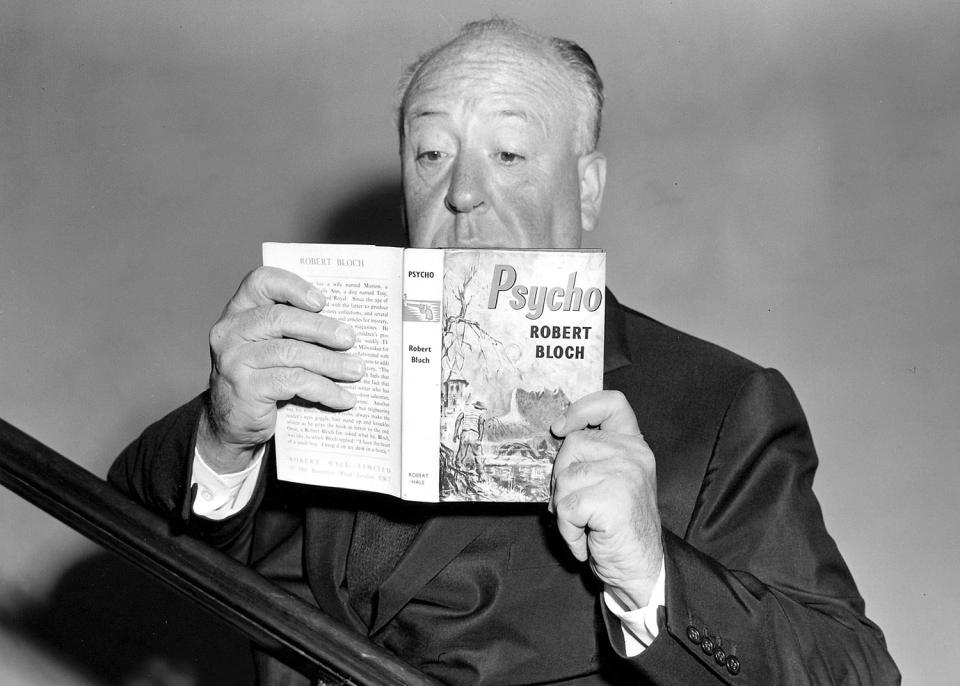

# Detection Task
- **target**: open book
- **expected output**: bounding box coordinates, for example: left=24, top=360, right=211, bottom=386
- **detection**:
left=263, top=243, right=605, bottom=503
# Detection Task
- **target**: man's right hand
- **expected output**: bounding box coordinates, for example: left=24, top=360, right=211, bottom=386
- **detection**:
left=197, top=266, right=364, bottom=474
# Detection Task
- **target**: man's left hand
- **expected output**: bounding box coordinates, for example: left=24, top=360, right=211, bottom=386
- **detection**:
left=549, top=390, right=663, bottom=610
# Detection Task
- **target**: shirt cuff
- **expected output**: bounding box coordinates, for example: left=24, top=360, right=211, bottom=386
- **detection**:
left=602, top=559, right=666, bottom=657
left=191, top=444, right=265, bottom=520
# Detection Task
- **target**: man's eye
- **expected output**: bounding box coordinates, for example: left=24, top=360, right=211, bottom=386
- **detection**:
left=417, top=150, right=446, bottom=163
left=495, top=151, right=524, bottom=165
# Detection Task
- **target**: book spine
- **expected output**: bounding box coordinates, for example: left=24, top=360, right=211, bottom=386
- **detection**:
left=399, top=249, right=445, bottom=501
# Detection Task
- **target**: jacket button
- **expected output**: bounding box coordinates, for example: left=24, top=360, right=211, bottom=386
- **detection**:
left=686, top=625, right=701, bottom=644
left=726, top=655, right=741, bottom=675
left=700, top=636, right=715, bottom=655
left=713, top=647, right=727, bottom=665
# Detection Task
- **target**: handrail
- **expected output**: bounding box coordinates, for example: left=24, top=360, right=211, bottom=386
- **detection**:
left=0, top=417, right=440, bottom=686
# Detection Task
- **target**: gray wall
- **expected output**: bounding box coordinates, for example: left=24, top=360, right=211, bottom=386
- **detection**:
left=2, top=2, right=957, bottom=684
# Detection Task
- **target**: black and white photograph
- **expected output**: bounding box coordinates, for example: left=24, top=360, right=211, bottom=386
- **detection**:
left=2, top=2, right=957, bottom=684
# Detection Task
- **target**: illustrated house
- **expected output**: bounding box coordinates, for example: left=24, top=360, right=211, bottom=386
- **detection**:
left=442, top=374, right=468, bottom=414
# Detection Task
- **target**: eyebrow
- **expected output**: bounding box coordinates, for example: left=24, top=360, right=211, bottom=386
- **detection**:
left=498, top=109, right=529, bottom=121
left=407, top=109, right=449, bottom=121
left=406, top=108, right=535, bottom=124
left=498, top=108, right=548, bottom=134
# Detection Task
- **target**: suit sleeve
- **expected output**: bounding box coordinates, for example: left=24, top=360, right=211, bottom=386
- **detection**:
left=107, top=392, right=266, bottom=559
left=625, top=368, right=900, bottom=684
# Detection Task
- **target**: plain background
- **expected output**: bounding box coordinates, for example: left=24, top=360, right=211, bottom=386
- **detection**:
left=1, top=2, right=957, bottom=684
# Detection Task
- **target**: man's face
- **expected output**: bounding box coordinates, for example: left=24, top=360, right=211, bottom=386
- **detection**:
left=401, top=37, right=604, bottom=249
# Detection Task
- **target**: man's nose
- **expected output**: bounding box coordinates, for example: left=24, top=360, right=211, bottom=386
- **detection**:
left=444, top=153, right=488, bottom=214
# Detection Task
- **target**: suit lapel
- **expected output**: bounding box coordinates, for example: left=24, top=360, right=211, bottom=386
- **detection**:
left=307, top=502, right=495, bottom=636
left=370, top=512, right=493, bottom=635
left=601, top=292, right=714, bottom=536
left=602, top=290, right=632, bottom=375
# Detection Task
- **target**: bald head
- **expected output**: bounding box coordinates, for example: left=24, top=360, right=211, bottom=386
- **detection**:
left=397, top=19, right=604, bottom=155
left=397, top=18, right=608, bottom=250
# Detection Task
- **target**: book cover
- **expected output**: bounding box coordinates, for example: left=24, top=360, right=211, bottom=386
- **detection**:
left=433, top=249, right=605, bottom=503
left=262, top=243, right=604, bottom=503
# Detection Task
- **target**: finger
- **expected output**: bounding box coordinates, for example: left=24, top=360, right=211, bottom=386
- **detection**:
left=217, top=304, right=356, bottom=350
left=551, top=390, right=640, bottom=437
left=249, top=367, right=357, bottom=410
left=551, top=428, right=634, bottom=476
left=550, top=443, right=610, bottom=504
left=240, top=339, right=365, bottom=382
left=550, top=431, right=653, bottom=523
left=553, top=486, right=604, bottom=562
left=225, top=267, right=327, bottom=316
left=555, top=504, right=589, bottom=561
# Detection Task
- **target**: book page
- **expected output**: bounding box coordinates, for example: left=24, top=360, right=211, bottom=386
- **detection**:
left=262, top=243, right=404, bottom=497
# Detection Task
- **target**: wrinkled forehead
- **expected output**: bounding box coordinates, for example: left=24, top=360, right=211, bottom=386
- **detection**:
left=402, top=35, right=578, bottom=126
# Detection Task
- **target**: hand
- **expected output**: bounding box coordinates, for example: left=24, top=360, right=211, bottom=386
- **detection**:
left=198, top=266, right=364, bottom=473
left=549, top=390, right=663, bottom=610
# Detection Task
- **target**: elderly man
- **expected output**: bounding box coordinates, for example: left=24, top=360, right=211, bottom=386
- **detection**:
left=111, top=19, right=899, bottom=685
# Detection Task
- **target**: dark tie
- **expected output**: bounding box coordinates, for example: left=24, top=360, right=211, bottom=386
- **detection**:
left=345, top=506, right=424, bottom=628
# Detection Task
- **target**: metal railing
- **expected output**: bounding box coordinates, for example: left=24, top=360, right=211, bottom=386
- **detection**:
left=0, top=417, right=439, bottom=686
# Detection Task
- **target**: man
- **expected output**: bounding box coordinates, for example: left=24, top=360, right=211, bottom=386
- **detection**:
left=453, top=400, right=486, bottom=480
left=110, top=18, right=899, bottom=685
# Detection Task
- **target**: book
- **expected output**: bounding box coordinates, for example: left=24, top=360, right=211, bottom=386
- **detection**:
left=262, top=243, right=606, bottom=503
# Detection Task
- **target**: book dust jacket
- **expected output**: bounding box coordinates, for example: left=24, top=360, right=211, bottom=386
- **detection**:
left=436, top=250, right=605, bottom=502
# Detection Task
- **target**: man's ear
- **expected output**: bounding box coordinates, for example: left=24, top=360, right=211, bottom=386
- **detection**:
left=578, top=151, right=607, bottom=233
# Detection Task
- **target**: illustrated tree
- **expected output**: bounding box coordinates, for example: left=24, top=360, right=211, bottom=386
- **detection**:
left=440, top=260, right=519, bottom=389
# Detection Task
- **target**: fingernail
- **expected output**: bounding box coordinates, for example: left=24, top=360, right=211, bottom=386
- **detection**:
left=336, top=324, right=356, bottom=346
left=305, top=288, right=325, bottom=310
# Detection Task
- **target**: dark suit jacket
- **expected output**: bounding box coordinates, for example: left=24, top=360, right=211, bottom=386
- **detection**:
left=109, top=293, right=900, bottom=685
